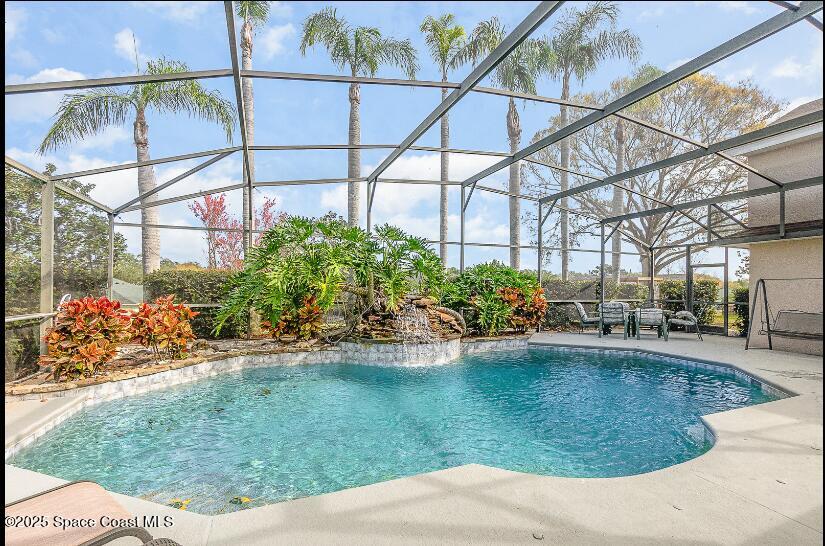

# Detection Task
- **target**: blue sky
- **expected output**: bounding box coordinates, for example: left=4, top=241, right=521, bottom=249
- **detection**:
left=5, top=1, right=823, bottom=276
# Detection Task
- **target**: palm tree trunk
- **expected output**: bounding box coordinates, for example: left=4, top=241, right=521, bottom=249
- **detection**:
left=611, top=118, right=625, bottom=283
left=439, top=77, right=449, bottom=264
left=507, top=98, right=521, bottom=270
left=134, top=107, right=160, bottom=275
left=241, top=18, right=255, bottom=250
left=348, top=82, right=361, bottom=226
left=559, top=72, right=570, bottom=281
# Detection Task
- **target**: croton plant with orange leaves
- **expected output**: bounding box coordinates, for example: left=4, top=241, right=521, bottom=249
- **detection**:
left=498, top=286, right=548, bottom=333
left=39, top=296, right=131, bottom=381
left=130, top=295, right=199, bottom=360
left=261, top=294, right=323, bottom=341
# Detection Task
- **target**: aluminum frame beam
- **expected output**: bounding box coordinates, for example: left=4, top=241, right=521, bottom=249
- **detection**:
left=5, top=156, right=113, bottom=213
left=121, top=183, right=247, bottom=212
left=653, top=227, right=823, bottom=250
left=366, top=1, right=562, bottom=187
left=114, top=151, right=235, bottom=213
left=604, top=176, right=822, bottom=223
left=4, top=69, right=233, bottom=95
left=224, top=0, right=255, bottom=250
left=366, top=2, right=563, bottom=228
left=465, top=1, right=822, bottom=196
left=541, top=109, right=823, bottom=203
left=50, top=147, right=241, bottom=180
left=770, top=0, right=824, bottom=29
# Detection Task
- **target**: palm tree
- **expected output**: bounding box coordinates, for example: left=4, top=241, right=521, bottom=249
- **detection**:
left=39, top=58, right=236, bottom=275
left=608, top=64, right=661, bottom=282
left=544, top=1, right=641, bottom=280
left=420, top=14, right=466, bottom=265
left=300, top=7, right=418, bottom=227
left=236, top=1, right=270, bottom=250
left=454, top=18, right=548, bottom=269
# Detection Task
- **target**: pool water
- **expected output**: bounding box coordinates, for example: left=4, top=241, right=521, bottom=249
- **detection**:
left=11, top=348, right=779, bottom=514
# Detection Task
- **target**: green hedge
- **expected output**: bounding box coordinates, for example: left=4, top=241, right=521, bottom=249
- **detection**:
left=542, top=278, right=648, bottom=302
left=732, top=285, right=750, bottom=336
left=144, top=270, right=246, bottom=339
left=658, top=279, right=720, bottom=326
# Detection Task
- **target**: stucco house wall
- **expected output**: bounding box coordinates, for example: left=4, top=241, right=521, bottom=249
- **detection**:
left=743, top=99, right=823, bottom=355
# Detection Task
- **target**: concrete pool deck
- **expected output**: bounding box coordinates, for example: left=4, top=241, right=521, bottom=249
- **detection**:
left=5, top=332, right=823, bottom=544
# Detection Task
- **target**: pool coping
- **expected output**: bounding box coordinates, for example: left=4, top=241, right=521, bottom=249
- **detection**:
left=5, top=332, right=823, bottom=544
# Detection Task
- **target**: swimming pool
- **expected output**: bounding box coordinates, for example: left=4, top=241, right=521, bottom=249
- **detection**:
left=10, top=348, right=781, bottom=514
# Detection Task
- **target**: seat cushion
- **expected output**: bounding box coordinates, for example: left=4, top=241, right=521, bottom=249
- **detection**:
left=6, top=482, right=133, bottom=546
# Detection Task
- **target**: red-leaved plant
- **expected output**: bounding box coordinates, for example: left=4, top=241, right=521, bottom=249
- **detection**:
left=498, top=286, right=548, bottom=333
left=130, top=295, right=199, bottom=361
left=39, top=296, right=131, bottom=381
left=261, top=295, right=323, bottom=341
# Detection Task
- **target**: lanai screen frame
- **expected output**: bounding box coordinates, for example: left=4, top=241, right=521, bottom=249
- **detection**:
left=4, top=0, right=823, bottom=345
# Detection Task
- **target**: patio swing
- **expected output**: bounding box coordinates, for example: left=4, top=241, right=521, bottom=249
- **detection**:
left=745, top=278, right=824, bottom=350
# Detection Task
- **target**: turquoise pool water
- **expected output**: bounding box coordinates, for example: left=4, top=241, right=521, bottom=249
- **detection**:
left=11, top=348, right=779, bottom=514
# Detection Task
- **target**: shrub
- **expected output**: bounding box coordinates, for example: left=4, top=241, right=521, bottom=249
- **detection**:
left=472, top=291, right=512, bottom=336
left=130, top=296, right=198, bottom=360
left=442, top=262, right=547, bottom=335
left=543, top=303, right=574, bottom=330
left=658, top=279, right=720, bottom=325
left=542, top=278, right=647, bottom=302
left=733, top=285, right=750, bottom=336
left=216, top=217, right=446, bottom=340
left=144, top=269, right=246, bottom=339
left=262, top=294, right=323, bottom=340
left=39, top=296, right=131, bottom=381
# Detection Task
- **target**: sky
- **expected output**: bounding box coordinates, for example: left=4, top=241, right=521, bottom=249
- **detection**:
left=5, top=1, right=823, bottom=278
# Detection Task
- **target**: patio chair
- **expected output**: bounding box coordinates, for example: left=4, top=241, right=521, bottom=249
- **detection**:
left=573, top=302, right=601, bottom=333
left=5, top=480, right=182, bottom=546
left=635, top=307, right=669, bottom=340
left=668, top=310, right=703, bottom=340
left=598, top=302, right=630, bottom=339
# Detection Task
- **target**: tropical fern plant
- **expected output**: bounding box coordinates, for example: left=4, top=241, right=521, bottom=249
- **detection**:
left=215, top=217, right=446, bottom=338
left=214, top=216, right=373, bottom=337
left=372, top=224, right=445, bottom=312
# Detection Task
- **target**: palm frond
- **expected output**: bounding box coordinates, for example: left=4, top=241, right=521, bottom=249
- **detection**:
left=38, top=90, right=135, bottom=153
left=377, top=36, right=418, bottom=79
left=420, top=14, right=465, bottom=71
left=451, top=17, right=504, bottom=68
left=140, top=57, right=236, bottom=143
left=299, top=7, right=353, bottom=70
left=236, top=0, right=271, bottom=27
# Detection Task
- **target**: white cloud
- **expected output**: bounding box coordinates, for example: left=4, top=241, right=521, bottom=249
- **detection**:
left=717, top=1, right=760, bottom=14
left=259, top=24, right=296, bottom=60
left=638, top=5, right=666, bottom=21
left=6, top=147, right=137, bottom=208
left=269, top=2, right=293, bottom=18
left=5, top=5, right=26, bottom=44
left=694, top=1, right=759, bottom=15
left=721, top=65, right=755, bottom=84
left=114, top=28, right=150, bottom=68
left=5, top=67, right=86, bottom=122
left=41, top=28, right=64, bottom=44
left=9, top=48, right=38, bottom=68
left=73, top=126, right=132, bottom=151
left=130, top=1, right=212, bottom=23
left=317, top=152, right=509, bottom=242
left=770, top=44, right=822, bottom=82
